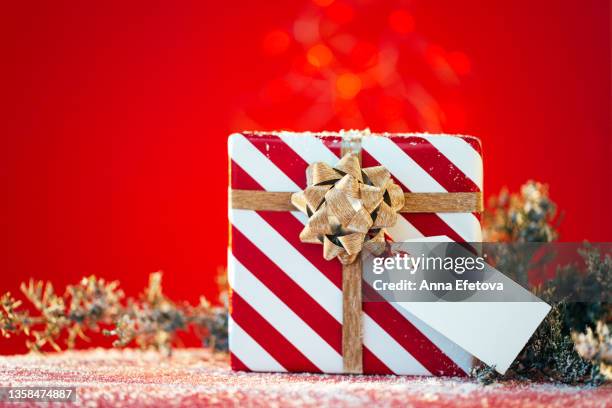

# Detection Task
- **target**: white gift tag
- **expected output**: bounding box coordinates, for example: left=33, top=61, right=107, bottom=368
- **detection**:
left=396, top=301, right=550, bottom=374
left=391, top=236, right=551, bottom=374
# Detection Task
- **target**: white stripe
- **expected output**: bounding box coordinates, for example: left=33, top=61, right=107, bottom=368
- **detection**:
left=361, top=136, right=446, bottom=193
left=421, top=135, right=483, bottom=190
left=437, top=213, right=482, bottom=242
left=228, top=133, right=300, bottom=192
left=228, top=317, right=286, bottom=372
left=363, top=315, right=431, bottom=375
left=229, top=254, right=343, bottom=373
left=230, top=209, right=432, bottom=375
left=277, top=132, right=339, bottom=165
left=291, top=211, right=309, bottom=224
left=387, top=215, right=424, bottom=241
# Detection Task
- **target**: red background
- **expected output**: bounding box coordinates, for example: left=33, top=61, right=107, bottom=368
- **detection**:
left=1, top=0, right=610, bottom=354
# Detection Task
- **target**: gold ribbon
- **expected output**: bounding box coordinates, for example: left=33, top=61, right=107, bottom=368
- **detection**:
left=229, top=151, right=482, bottom=374
left=231, top=191, right=482, bottom=213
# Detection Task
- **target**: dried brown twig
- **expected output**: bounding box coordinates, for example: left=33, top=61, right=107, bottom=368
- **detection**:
left=1, top=272, right=227, bottom=354
left=573, top=321, right=612, bottom=379
left=484, top=180, right=558, bottom=243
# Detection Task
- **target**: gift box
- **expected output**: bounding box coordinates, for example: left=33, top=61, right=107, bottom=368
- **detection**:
left=227, top=130, right=483, bottom=375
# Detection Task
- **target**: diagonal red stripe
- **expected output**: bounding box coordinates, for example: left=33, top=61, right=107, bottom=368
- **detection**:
left=459, top=136, right=483, bottom=157
left=230, top=352, right=250, bottom=372
left=231, top=160, right=262, bottom=190
left=391, top=136, right=480, bottom=193
left=363, top=348, right=394, bottom=374
left=246, top=134, right=310, bottom=188
left=361, top=149, right=388, bottom=174
left=231, top=291, right=322, bottom=373
left=319, top=136, right=343, bottom=157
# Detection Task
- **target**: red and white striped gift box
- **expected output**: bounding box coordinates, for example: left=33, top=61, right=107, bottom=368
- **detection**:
left=228, top=131, right=483, bottom=376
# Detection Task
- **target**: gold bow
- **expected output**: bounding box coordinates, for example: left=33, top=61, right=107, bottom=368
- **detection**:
left=291, top=154, right=405, bottom=265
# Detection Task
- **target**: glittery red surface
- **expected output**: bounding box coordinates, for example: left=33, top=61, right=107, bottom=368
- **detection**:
left=0, top=348, right=610, bottom=408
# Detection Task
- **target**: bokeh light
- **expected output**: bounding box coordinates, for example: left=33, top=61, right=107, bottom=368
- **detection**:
left=336, top=73, right=362, bottom=99
left=307, top=43, right=334, bottom=68
left=294, top=16, right=320, bottom=45
left=242, top=1, right=461, bottom=132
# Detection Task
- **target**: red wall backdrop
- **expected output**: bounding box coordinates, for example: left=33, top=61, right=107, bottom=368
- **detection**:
left=1, top=0, right=610, bottom=354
